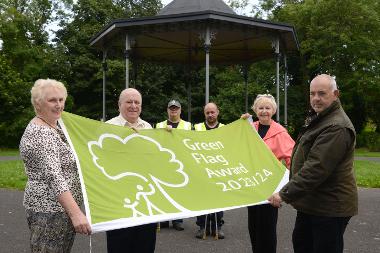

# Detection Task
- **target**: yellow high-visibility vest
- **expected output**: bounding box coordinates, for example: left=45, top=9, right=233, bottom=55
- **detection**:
left=194, top=122, right=224, bottom=131
left=156, top=119, right=192, bottom=130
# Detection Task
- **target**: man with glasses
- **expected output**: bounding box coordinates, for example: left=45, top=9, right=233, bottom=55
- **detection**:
left=156, top=99, right=191, bottom=231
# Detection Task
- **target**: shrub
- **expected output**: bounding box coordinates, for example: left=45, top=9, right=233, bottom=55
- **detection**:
left=356, top=132, right=380, bottom=152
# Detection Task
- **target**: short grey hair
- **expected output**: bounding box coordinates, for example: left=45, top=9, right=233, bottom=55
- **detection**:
left=31, top=79, right=67, bottom=113
left=312, top=74, right=338, bottom=91
left=118, top=88, right=142, bottom=105
left=252, top=94, right=277, bottom=114
left=329, top=76, right=338, bottom=91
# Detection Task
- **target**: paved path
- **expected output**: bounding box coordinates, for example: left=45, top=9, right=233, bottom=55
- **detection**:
left=1, top=188, right=379, bottom=253
left=0, top=156, right=21, bottom=161
left=355, top=156, right=380, bottom=163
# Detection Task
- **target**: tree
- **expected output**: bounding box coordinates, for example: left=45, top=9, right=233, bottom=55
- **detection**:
left=227, top=0, right=249, bottom=14
left=54, top=0, right=163, bottom=120
left=0, top=55, right=33, bottom=148
left=0, top=0, right=67, bottom=147
left=0, top=0, right=73, bottom=81
left=258, top=0, right=380, bottom=133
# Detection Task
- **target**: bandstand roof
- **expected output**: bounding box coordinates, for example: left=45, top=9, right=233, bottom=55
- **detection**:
left=90, top=0, right=299, bottom=64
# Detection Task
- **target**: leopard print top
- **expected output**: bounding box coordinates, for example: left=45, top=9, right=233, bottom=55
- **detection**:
left=20, top=122, right=83, bottom=212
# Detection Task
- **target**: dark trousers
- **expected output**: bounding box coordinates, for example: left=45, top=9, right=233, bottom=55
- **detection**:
left=247, top=204, right=278, bottom=253
left=196, top=211, right=224, bottom=230
left=106, top=223, right=157, bottom=253
left=292, top=211, right=351, bottom=253
left=160, top=219, right=182, bottom=227
left=173, top=219, right=183, bottom=224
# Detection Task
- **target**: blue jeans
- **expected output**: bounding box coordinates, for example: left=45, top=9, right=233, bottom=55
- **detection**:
left=292, top=211, right=351, bottom=253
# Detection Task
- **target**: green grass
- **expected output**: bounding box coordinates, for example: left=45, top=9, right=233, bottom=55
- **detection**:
left=355, top=148, right=380, bottom=157
left=0, top=149, right=20, bottom=156
left=0, top=159, right=379, bottom=191
left=0, top=160, right=27, bottom=190
left=354, top=160, right=380, bottom=188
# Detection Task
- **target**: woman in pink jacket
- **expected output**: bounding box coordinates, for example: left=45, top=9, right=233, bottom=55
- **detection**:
left=242, top=94, right=295, bottom=253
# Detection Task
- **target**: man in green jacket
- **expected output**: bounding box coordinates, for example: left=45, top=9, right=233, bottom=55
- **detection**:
left=268, top=74, right=358, bottom=253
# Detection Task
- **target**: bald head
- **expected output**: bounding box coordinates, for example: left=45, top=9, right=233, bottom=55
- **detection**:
left=204, top=102, right=219, bottom=126
left=310, top=74, right=339, bottom=113
left=118, top=88, right=141, bottom=104
left=118, top=88, right=142, bottom=123
left=311, top=74, right=338, bottom=91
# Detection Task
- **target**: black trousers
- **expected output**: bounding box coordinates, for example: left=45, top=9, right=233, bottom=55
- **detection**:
left=292, top=211, right=350, bottom=253
left=106, top=223, right=157, bottom=253
left=247, top=204, right=278, bottom=253
left=196, top=211, right=224, bottom=230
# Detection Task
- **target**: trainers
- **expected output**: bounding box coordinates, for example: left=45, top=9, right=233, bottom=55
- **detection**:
left=212, top=229, right=225, bottom=239
left=173, top=222, right=184, bottom=231
left=196, top=229, right=206, bottom=239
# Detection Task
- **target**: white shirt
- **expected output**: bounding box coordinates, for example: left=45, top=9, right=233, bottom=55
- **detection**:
left=106, top=114, right=152, bottom=129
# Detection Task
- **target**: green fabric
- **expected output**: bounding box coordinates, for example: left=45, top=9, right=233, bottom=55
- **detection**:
left=60, top=112, right=288, bottom=233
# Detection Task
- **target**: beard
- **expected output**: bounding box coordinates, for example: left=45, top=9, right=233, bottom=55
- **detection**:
left=206, top=117, right=216, bottom=124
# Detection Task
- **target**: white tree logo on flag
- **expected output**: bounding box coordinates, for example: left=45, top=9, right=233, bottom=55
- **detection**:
left=88, top=133, right=190, bottom=217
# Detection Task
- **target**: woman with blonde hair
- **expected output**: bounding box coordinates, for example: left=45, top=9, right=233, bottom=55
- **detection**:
left=20, top=79, right=91, bottom=252
left=242, top=94, right=295, bottom=253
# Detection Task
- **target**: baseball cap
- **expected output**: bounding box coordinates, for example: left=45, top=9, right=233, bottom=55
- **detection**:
left=167, top=99, right=181, bottom=108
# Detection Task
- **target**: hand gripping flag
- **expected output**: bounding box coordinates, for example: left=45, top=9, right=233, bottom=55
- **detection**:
left=60, top=112, right=288, bottom=233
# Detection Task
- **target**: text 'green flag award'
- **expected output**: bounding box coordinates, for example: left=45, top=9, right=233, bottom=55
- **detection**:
left=60, top=112, right=288, bottom=233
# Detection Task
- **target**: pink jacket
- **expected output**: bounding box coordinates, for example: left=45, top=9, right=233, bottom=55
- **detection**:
left=252, top=120, right=295, bottom=169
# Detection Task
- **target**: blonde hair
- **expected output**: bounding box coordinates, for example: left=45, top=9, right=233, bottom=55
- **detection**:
left=31, top=79, right=67, bottom=113
left=252, top=94, right=277, bottom=114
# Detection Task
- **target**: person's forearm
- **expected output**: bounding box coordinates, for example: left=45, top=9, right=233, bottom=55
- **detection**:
left=58, top=191, right=82, bottom=217
left=58, top=191, right=91, bottom=234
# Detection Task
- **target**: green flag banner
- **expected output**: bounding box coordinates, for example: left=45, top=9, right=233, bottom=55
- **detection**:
left=60, top=112, right=288, bottom=233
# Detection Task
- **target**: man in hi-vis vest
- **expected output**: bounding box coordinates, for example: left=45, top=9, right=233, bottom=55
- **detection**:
left=156, top=99, right=191, bottom=231
left=156, top=99, right=191, bottom=131
left=194, top=102, right=225, bottom=240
